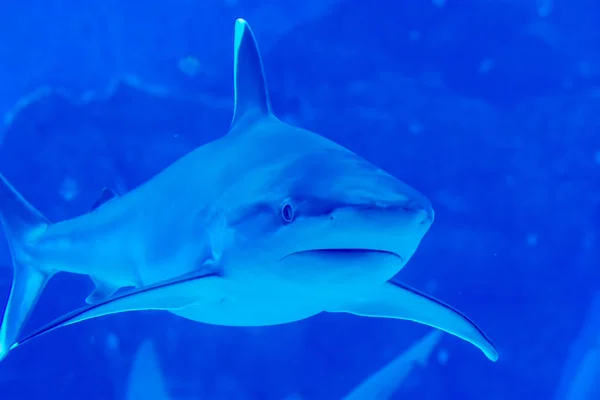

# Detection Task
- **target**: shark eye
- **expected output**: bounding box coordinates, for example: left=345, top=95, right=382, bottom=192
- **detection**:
left=280, top=202, right=295, bottom=223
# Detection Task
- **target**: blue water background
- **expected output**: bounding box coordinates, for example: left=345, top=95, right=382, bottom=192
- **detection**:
left=0, top=0, right=598, bottom=399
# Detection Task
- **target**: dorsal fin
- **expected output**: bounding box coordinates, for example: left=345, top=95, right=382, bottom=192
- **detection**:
left=230, top=18, right=271, bottom=128
left=91, top=188, right=119, bottom=211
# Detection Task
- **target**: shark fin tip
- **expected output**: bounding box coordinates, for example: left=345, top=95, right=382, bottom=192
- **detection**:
left=487, top=347, right=500, bottom=362
left=0, top=340, right=18, bottom=362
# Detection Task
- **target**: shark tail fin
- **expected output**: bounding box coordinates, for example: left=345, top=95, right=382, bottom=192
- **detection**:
left=0, top=173, right=51, bottom=360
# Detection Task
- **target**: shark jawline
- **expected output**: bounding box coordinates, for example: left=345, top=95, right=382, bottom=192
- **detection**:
left=287, top=249, right=403, bottom=261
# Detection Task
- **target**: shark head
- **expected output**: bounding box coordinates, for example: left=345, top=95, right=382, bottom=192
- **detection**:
left=210, top=20, right=434, bottom=293
left=271, top=148, right=434, bottom=262
left=220, top=145, right=433, bottom=289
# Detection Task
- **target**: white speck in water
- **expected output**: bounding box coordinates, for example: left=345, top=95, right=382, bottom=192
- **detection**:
left=106, top=332, right=119, bottom=352
left=578, top=62, right=594, bottom=77
left=437, top=348, right=449, bottom=365
left=526, top=233, right=538, bottom=247
left=425, top=280, right=438, bottom=293
left=284, top=394, right=304, bottom=400
left=582, top=232, right=595, bottom=250
left=505, top=175, right=515, bottom=186
left=479, top=58, right=494, bottom=75
left=409, top=121, right=424, bottom=135
left=536, top=0, right=553, bottom=17
left=59, top=177, right=78, bottom=201
left=178, top=56, right=201, bottom=77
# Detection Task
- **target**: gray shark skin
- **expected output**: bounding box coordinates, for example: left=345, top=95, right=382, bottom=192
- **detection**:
left=0, top=18, right=498, bottom=363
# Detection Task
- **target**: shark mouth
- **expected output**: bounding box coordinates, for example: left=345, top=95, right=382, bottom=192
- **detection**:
left=287, top=249, right=403, bottom=262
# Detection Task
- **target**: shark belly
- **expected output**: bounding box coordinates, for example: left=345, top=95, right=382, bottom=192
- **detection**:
left=169, top=289, right=326, bottom=327
left=166, top=249, right=407, bottom=326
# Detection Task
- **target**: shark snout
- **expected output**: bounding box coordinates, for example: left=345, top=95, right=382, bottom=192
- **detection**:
left=350, top=168, right=434, bottom=226
left=346, top=191, right=434, bottom=227
left=402, top=197, right=434, bottom=225
left=364, top=185, right=434, bottom=226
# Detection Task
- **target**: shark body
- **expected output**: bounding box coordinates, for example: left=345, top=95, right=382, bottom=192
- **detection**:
left=0, top=19, right=498, bottom=362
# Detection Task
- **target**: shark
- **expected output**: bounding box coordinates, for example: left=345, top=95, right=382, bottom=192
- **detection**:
left=126, top=339, right=171, bottom=400
left=342, top=330, right=443, bottom=400
left=0, top=18, right=498, bottom=363
left=122, top=330, right=442, bottom=400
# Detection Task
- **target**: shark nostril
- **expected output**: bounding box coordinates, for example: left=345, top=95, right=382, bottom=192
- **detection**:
left=401, top=199, right=434, bottom=225
left=420, top=207, right=435, bottom=224
left=403, top=200, right=421, bottom=213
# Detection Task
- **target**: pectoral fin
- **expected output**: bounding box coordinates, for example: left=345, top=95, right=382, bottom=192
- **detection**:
left=331, top=281, right=499, bottom=362
left=9, top=271, right=223, bottom=355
